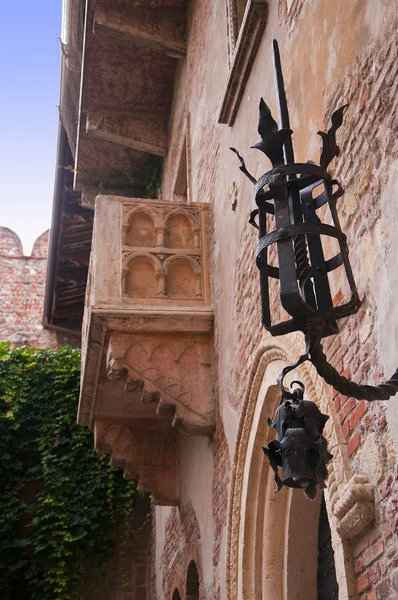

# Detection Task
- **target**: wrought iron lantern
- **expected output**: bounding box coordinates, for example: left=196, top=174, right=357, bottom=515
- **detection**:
left=263, top=382, right=332, bottom=500
left=232, top=40, right=398, bottom=498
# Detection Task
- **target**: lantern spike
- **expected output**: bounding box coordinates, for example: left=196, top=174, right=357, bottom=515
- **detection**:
left=272, top=39, right=294, bottom=165
left=251, top=99, right=292, bottom=167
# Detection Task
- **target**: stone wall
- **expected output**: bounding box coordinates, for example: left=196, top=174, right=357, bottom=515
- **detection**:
left=152, top=0, right=398, bottom=598
left=0, top=226, right=78, bottom=348
left=161, top=502, right=204, bottom=600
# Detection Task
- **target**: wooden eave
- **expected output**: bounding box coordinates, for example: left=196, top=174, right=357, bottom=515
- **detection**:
left=45, top=0, right=188, bottom=331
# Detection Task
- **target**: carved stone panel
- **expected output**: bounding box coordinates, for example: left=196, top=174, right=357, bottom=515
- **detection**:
left=86, top=196, right=211, bottom=311
left=106, top=332, right=215, bottom=435
left=95, top=419, right=179, bottom=505
left=122, top=202, right=207, bottom=305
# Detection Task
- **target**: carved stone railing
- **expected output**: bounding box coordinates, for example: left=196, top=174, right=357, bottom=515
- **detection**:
left=78, top=196, right=214, bottom=504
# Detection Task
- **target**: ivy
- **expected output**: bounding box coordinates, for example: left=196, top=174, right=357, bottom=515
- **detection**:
left=96, top=155, right=163, bottom=200
left=0, top=344, right=139, bottom=600
left=141, top=155, right=163, bottom=199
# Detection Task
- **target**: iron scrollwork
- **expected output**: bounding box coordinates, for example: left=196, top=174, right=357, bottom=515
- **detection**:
left=232, top=39, right=398, bottom=498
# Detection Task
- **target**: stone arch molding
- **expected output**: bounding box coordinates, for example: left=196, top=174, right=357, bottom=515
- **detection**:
left=165, top=206, right=199, bottom=229
left=122, top=251, right=203, bottom=300
left=124, top=204, right=163, bottom=231
left=226, top=335, right=374, bottom=600
left=122, top=251, right=162, bottom=272
left=163, top=253, right=201, bottom=276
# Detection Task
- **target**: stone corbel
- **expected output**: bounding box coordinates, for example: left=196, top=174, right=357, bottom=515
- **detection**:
left=86, top=112, right=167, bottom=156
left=94, top=5, right=186, bottom=59
left=322, top=412, right=375, bottom=540
left=331, top=473, right=375, bottom=539
left=94, top=419, right=179, bottom=505
left=106, top=332, right=215, bottom=436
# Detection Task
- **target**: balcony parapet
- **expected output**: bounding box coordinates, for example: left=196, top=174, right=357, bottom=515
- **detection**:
left=78, top=196, right=214, bottom=504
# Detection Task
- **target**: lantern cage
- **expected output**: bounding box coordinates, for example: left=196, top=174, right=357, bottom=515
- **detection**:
left=253, top=160, right=361, bottom=338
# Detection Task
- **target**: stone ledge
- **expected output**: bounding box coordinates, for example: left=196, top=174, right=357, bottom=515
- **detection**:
left=217, top=0, right=268, bottom=126
left=95, top=420, right=180, bottom=505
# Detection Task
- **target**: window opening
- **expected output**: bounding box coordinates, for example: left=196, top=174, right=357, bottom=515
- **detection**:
left=186, top=560, right=199, bottom=600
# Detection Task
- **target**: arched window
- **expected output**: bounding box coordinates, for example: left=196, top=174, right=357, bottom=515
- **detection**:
left=186, top=560, right=199, bottom=600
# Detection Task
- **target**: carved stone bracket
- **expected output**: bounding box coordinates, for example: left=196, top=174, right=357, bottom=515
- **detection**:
left=332, top=473, right=375, bottom=540
left=106, top=332, right=215, bottom=435
left=94, top=419, right=179, bottom=505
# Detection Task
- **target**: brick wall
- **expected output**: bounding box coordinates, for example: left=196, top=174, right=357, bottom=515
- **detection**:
left=200, top=12, right=398, bottom=600
left=0, top=226, right=77, bottom=348
left=212, top=410, right=230, bottom=599
left=95, top=497, right=152, bottom=600
left=161, top=502, right=205, bottom=600
left=321, top=29, right=398, bottom=600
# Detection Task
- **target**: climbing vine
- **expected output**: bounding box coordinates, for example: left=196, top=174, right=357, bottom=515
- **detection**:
left=95, top=155, right=163, bottom=200
left=0, top=344, right=139, bottom=600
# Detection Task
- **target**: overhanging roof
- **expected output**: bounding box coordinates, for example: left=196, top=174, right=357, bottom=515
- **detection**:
left=44, top=0, right=188, bottom=332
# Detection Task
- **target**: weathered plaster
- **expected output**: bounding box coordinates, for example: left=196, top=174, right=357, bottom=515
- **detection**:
left=179, top=434, right=214, bottom=591
left=155, top=506, right=173, bottom=599
left=376, top=161, right=398, bottom=449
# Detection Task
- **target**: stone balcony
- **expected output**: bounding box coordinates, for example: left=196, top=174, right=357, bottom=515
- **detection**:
left=78, top=196, right=214, bottom=505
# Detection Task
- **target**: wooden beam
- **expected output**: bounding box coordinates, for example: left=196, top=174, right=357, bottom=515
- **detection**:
left=94, top=5, right=186, bottom=59
left=86, top=112, right=168, bottom=156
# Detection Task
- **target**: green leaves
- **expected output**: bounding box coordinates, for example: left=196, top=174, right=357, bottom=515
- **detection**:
left=0, top=345, right=139, bottom=600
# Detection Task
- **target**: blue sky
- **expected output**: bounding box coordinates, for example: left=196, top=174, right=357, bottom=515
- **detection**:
left=0, top=1, right=62, bottom=254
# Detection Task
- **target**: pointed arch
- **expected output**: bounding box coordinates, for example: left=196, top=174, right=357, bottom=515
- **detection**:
left=185, top=559, right=199, bottom=600
left=226, top=336, right=359, bottom=600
